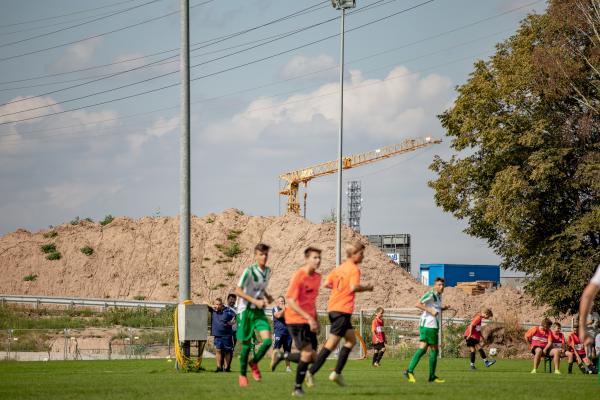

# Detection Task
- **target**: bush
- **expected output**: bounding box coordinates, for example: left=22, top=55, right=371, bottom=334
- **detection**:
left=100, top=214, right=114, bottom=226
left=160, top=282, right=169, bottom=287
left=133, top=295, right=146, bottom=301
left=216, top=242, right=242, bottom=258
left=70, top=216, right=80, bottom=225
left=226, top=272, right=236, bottom=278
left=23, top=274, right=38, bottom=282
left=227, top=229, right=242, bottom=241
left=80, top=246, right=94, bottom=256
left=46, top=252, right=61, bottom=260
left=236, top=210, right=244, bottom=216
left=43, top=231, right=57, bottom=238
left=206, top=217, right=215, bottom=224
left=40, top=243, right=56, bottom=254
left=84, top=217, right=94, bottom=223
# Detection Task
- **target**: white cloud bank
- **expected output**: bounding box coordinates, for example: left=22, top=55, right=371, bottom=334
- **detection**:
left=48, top=37, right=104, bottom=73
left=280, top=54, right=338, bottom=81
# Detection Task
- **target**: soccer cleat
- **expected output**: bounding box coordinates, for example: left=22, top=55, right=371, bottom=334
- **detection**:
left=292, top=388, right=305, bottom=397
left=286, top=366, right=293, bottom=373
left=554, top=369, right=561, bottom=375
left=373, top=362, right=380, bottom=367
left=305, top=371, right=315, bottom=388
left=485, top=360, right=496, bottom=368
left=428, top=376, right=445, bottom=383
left=470, top=364, right=476, bottom=370
left=250, top=362, right=262, bottom=382
left=239, top=375, right=249, bottom=387
left=329, top=371, right=346, bottom=386
left=271, top=351, right=285, bottom=371
left=403, top=370, right=416, bottom=383
left=530, top=369, right=537, bottom=374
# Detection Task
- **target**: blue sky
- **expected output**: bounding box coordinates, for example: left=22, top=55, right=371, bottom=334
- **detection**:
left=0, top=0, right=547, bottom=275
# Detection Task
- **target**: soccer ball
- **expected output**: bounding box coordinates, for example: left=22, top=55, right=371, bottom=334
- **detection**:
left=489, top=348, right=498, bottom=357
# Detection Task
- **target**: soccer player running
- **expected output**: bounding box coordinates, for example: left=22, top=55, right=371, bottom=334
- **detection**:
left=306, top=241, right=374, bottom=387
left=272, top=246, right=323, bottom=396
left=234, top=243, right=274, bottom=387
left=371, top=307, right=386, bottom=367
left=271, top=296, right=293, bottom=373
left=524, top=318, right=553, bottom=374
left=579, top=263, right=600, bottom=379
left=403, top=277, right=450, bottom=384
left=464, top=308, right=496, bottom=370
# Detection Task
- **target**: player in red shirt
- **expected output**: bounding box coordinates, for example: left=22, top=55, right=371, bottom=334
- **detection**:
left=566, top=321, right=593, bottom=374
left=464, top=308, right=496, bottom=370
left=549, top=322, right=565, bottom=374
left=371, top=307, right=386, bottom=367
left=524, top=318, right=553, bottom=373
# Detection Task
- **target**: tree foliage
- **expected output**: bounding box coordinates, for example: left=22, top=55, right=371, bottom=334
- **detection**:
left=429, top=0, right=600, bottom=314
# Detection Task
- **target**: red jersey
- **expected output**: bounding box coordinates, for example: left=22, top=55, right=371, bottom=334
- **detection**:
left=464, top=313, right=483, bottom=341
left=551, top=331, right=565, bottom=349
left=567, top=332, right=586, bottom=356
left=525, top=326, right=551, bottom=349
left=371, top=316, right=385, bottom=344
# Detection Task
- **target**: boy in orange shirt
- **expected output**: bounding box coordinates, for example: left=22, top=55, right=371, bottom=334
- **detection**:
left=464, top=308, right=496, bottom=370
left=371, top=307, right=386, bottom=367
left=271, top=246, right=323, bottom=397
left=524, top=318, right=553, bottom=373
left=306, top=241, right=374, bottom=387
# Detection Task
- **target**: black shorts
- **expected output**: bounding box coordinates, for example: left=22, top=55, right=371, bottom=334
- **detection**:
left=288, top=324, right=318, bottom=351
left=373, top=342, right=385, bottom=351
left=531, top=346, right=546, bottom=355
left=329, top=312, right=353, bottom=337
left=465, top=337, right=480, bottom=347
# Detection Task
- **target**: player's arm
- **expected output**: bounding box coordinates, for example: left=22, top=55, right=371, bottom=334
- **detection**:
left=324, top=273, right=334, bottom=289
left=263, top=290, right=274, bottom=304
left=234, top=286, right=266, bottom=309
left=349, top=269, right=373, bottom=292
left=524, top=327, right=534, bottom=344
left=415, top=301, right=437, bottom=317
left=579, top=280, right=600, bottom=340
left=543, top=335, right=553, bottom=354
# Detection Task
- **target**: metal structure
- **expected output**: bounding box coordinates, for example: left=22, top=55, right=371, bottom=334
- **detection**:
left=347, top=180, right=362, bottom=232
left=0, top=294, right=176, bottom=309
left=279, top=137, right=442, bottom=216
left=366, top=234, right=411, bottom=272
left=419, top=264, right=500, bottom=287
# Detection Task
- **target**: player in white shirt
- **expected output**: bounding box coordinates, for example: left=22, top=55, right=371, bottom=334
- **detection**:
left=578, top=263, right=600, bottom=379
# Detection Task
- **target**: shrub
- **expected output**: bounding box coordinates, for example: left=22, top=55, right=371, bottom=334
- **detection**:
left=236, top=210, right=244, bottom=216
left=203, top=257, right=210, bottom=261
left=216, top=242, right=242, bottom=258
left=227, top=229, right=242, bottom=241
left=70, top=216, right=80, bottom=225
left=40, top=243, right=56, bottom=254
left=226, top=272, right=236, bottom=278
left=23, top=274, right=38, bottom=282
left=160, top=282, right=169, bottom=287
left=100, top=214, right=114, bottom=226
left=80, top=246, right=94, bottom=256
left=84, top=217, right=94, bottom=223
left=43, top=231, right=57, bottom=238
left=133, top=295, right=146, bottom=301
left=46, top=252, right=61, bottom=260
left=206, top=217, right=215, bottom=224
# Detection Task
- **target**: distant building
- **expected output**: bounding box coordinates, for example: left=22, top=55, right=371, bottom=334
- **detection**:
left=500, top=276, right=526, bottom=290
left=419, top=263, right=500, bottom=287
left=366, top=234, right=410, bottom=272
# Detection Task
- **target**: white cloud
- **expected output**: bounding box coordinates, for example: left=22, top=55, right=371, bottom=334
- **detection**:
left=280, top=54, right=338, bottom=81
left=44, top=182, right=123, bottom=210
left=48, top=37, right=104, bottom=73
left=203, top=65, right=453, bottom=143
left=109, top=53, right=177, bottom=75
left=127, top=116, right=178, bottom=154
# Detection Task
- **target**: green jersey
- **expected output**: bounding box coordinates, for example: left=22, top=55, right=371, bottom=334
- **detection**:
left=236, top=263, right=271, bottom=313
left=419, top=290, right=442, bottom=328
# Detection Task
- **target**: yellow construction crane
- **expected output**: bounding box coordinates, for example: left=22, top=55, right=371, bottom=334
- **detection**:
left=279, top=137, right=442, bottom=216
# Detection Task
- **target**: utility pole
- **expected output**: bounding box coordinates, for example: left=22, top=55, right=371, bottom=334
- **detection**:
left=332, top=0, right=356, bottom=265
left=178, top=0, right=191, bottom=356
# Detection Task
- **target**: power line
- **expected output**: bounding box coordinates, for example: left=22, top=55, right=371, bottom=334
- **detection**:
left=0, top=0, right=435, bottom=119
left=0, top=0, right=141, bottom=29
left=0, top=0, right=216, bottom=64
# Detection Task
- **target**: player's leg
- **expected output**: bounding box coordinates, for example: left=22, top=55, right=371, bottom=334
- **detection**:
left=477, top=343, right=495, bottom=367
left=468, top=342, right=477, bottom=369
left=237, top=311, right=254, bottom=386
left=309, top=333, right=341, bottom=375
left=283, top=334, right=293, bottom=370
left=332, top=328, right=356, bottom=376
left=566, top=351, right=574, bottom=373
left=215, top=347, right=223, bottom=371
left=550, top=348, right=561, bottom=373
left=293, top=332, right=316, bottom=396
left=532, top=347, right=543, bottom=373
left=271, top=334, right=282, bottom=369
left=426, top=328, right=443, bottom=383
left=376, top=345, right=386, bottom=365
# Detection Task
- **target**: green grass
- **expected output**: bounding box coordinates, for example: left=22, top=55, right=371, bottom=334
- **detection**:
left=0, top=358, right=596, bottom=399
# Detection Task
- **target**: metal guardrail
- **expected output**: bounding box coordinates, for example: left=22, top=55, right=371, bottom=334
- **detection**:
left=0, top=294, right=176, bottom=310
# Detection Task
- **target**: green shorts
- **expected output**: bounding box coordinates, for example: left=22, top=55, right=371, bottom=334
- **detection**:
left=236, top=308, right=270, bottom=341
left=419, top=326, right=439, bottom=345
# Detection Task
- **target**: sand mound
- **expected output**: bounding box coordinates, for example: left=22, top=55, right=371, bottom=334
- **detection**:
left=0, top=209, right=546, bottom=322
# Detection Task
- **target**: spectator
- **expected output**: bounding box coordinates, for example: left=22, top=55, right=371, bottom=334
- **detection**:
left=524, top=318, right=552, bottom=374
left=271, top=296, right=293, bottom=372
left=227, top=293, right=238, bottom=347
left=209, top=297, right=236, bottom=372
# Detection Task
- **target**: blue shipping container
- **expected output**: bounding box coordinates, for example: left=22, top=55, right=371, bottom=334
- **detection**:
left=419, top=264, right=500, bottom=287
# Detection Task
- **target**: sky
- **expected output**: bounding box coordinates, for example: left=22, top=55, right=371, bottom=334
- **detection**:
left=0, top=0, right=547, bottom=276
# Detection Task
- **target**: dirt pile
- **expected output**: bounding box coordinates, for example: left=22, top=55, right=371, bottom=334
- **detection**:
left=0, top=209, right=546, bottom=322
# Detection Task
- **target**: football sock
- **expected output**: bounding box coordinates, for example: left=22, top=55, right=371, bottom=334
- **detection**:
left=309, top=347, right=331, bottom=375
left=479, top=349, right=487, bottom=359
left=373, top=351, right=379, bottom=364
left=470, top=352, right=476, bottom=364
left=335, top=346, right=352, bottom=374
left=377, top=351, right=384, bottom=364
left=250, top=338, right=272, bottom=365
left=296, top=361, right=309, bottom=389
left=408, top=347, right=427, bottom=373
left=429, top=349, right=439, bottom=380
left=239, top=343, right=251, bottom=376
left=287, top=352, right=301, bottom=364
left=568, top=362, right=573, bottom=373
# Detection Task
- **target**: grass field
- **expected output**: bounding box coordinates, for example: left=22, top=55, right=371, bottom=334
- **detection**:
left=0, top=357, right=598, bottom=399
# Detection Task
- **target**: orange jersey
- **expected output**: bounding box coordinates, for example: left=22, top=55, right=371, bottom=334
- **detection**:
left=525, top=326, right=551, bottom=349
left=464, top=314, right=483, bottom=341
left=326, top=260, right=361, bottom=314
left=372, top=316, right=385, bottom=344
left=567, top=332, right=586, bottom=355
left=285, top=268, right=322, bottom=325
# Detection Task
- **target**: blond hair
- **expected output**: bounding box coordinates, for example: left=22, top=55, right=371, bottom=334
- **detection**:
left=345, top=241, right=365, bottom=258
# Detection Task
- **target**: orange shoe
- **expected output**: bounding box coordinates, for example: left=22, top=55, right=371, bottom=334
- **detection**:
left=239, top=375, right=249, bottom=387
left=250, top=362, right=262, bottom=382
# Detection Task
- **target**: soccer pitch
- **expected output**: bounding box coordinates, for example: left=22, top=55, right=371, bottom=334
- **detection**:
left=0, top=358, right=597, bottom=399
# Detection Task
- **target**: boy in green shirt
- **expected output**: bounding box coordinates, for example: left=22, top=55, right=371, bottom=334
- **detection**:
left=234, top=243, right=274, bottom=387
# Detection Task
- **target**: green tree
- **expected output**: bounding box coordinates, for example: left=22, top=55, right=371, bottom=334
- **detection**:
left=429, top=0, right=600, bottom=314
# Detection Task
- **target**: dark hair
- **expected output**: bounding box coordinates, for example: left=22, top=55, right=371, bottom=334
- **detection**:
left=227, top=293, right=237, bottom=300
left=304, top=246, right=322, bottom=257
left=553, top=322, right=561, bottom=328
left=214, top=297, right=223, bottom=303
left=254, top=243, right=270, bottom=253
left=434, top=277, right=445, bottom=283
left=375, top=307, right=384, bottom=315
left=541, top=318, right=552, bottom=327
